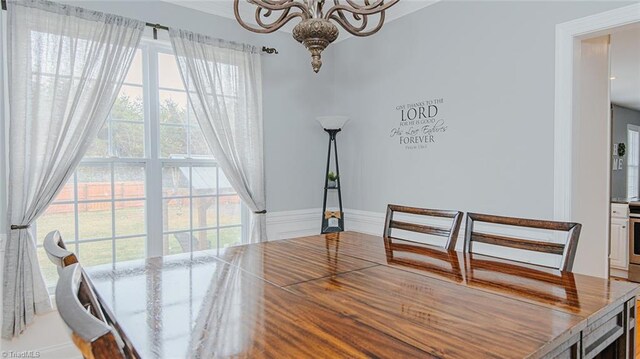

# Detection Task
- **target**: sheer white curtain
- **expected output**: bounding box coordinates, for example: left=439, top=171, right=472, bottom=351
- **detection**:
left=2, top=0, right=144, bottom=338
left=169, top=29, right=266, bottom=242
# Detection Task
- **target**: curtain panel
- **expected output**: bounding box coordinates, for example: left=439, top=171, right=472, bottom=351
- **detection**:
left=2, top=0, right=144, bottom=338
left=169, top=29, right=267, bottom=243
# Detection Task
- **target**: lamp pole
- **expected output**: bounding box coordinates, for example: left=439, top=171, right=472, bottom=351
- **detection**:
left=321, top=128, right=344, bottom=233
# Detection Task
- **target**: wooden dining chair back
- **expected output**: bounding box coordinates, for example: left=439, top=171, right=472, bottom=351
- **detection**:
left=43, top=230, right=77, bottom=270
left=383, top=204, right=463, bottom=250
left=56, top=263, right=139, bottom=359
left=463, top=213, right=582, bottom=271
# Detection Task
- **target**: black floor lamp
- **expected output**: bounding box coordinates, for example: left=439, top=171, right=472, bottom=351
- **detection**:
left=317, top=116, right=349, bottom=234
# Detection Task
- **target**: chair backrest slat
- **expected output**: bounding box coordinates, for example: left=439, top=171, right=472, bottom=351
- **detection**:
left=384, top=204, right=463, bottom=250
left=470, top=232, right=566, bottom=255
left=387, top=204, right=460, bottom=218
left=390, top=220, right=451, bottom=237
left=464, top=212, right=581, bottom=271
left=467, top=213, right=576, bottom=231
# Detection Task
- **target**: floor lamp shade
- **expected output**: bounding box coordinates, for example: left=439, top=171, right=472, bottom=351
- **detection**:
left=317, top=116, right=349, bottom=130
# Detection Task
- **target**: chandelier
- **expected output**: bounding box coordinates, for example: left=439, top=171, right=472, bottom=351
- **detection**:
left=233, top=0, right=399, bottom=73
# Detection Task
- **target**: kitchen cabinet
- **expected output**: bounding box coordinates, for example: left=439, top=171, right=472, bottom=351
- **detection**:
left=610, top=206, right=629, bottom=271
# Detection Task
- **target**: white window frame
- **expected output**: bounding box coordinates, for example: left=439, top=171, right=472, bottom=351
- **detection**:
left=34, top=39, right=248, bottom=282
left=148, top=42, right=248, bottom=256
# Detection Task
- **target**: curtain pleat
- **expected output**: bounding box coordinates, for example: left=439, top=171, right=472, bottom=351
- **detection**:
left=169, top=29, right=266, bottom=242
left=2, top=0, right=144, bottom=338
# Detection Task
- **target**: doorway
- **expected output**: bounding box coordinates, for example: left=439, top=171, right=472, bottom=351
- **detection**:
left=554, top=3, right=640, bottom=279
left=609, top=26, right=640, bottom=280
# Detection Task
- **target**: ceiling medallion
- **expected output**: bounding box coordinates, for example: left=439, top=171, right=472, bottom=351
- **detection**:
left=234, top=0, right=399, bottom=73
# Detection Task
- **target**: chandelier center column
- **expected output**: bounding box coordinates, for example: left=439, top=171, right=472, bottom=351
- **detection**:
left=293, top=19, right=338, bottom=73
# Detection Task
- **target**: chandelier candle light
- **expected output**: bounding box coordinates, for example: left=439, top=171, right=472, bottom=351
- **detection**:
left=233, top=0, right=399, bottom=73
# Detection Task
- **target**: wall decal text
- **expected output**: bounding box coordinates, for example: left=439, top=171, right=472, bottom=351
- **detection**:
left=390, top=98, right=448, bottom=150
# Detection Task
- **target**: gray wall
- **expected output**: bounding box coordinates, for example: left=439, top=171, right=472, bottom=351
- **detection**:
left=331, top=1, right=631, bottom=219
left=612, top=104, right=640, bottom=198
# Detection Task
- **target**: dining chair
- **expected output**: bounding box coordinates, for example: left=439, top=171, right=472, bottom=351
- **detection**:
left=43, top=230, right=77, bottom=269
left=56, top=263, right=140, bottom=359
left=383, top=204, right=463, bottom=250
left=463, top=212, right=582, bottom=271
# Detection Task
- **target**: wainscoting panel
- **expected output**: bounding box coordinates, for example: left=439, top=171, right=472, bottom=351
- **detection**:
left=0, top=232, right=4, bottom=337
left=266, top=208, right=322, bottom=240
left=265, top=208, right=385, bottom=241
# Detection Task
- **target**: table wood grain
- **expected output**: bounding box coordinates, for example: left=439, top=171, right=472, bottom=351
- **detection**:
left=283, top=232, right=639, bottom=319
left=85, top=231, right=639, bottom=358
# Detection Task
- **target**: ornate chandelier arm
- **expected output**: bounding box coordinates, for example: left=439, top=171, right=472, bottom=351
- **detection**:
left=261, top=0, right=297, bottom=4
left=343, top=0, right=383, bottom=11
left=332, top=8, right=368, bottom=32
left=234, top=0, right=311, bottom=34
left=329, top=11, right=384, bottom=36
left=325, top=0, right=392, bottom=36
left=329, top=0, right=370, bottom=33
left=325, top=0, right=398, bottom=18
left=255, top=7, right=292, bottom=29
left=247, top=0, right=311, bottom=13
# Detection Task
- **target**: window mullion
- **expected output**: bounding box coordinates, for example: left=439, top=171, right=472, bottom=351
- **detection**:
left=146, top=44, right=164, bottom=258
left=73, top=171, right=80, bottom=255
left=107, top=114, right=114, bottom=157
left=189, top=165, right=193, bottom=256
left=216, top=166, right=220, bottom=252
left=111, top=162, right=116, bottom=267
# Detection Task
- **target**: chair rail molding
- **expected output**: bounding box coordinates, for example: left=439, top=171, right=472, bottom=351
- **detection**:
left=554, top=3, right=640, bottom=221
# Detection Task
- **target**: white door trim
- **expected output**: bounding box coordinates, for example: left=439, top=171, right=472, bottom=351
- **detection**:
left=554, top=3, right=640, bottom=221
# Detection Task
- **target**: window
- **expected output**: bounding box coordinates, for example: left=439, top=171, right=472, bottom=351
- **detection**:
left=36, top=43, right=246, bottom=286
left=628, top=125, right=639, bottom=198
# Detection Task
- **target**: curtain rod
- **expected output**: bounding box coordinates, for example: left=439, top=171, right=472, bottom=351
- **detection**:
left=0, top=0, right=279, bottom=55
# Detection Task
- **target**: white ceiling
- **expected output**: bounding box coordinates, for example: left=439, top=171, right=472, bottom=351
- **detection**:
left=610, top=27, right=640, bottom=111
left=161, top=0, right=439, bottom=41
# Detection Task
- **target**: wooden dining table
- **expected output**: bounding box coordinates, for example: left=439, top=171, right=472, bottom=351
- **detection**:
left=85, top=231, right=639, bottom=358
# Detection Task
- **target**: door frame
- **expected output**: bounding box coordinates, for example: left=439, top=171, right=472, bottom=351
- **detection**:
left=554, top=3, right=640, bottom=221
left=554, top=3, right=640, bottom=278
